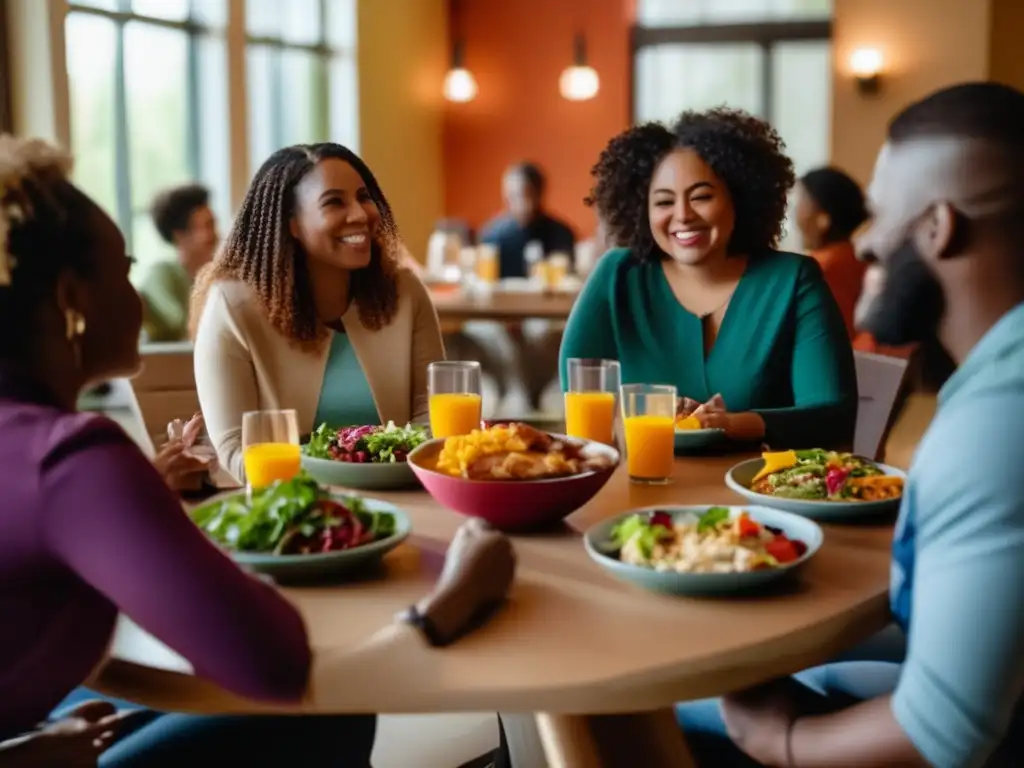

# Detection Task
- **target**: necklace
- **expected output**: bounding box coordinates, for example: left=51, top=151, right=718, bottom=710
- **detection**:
left=695, top=292, right=734, bottom=320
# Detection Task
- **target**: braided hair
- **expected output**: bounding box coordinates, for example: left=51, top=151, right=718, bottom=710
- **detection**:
left=0, top=135, right=96, bottom=360
left=190, top=143, right=400, bottom=350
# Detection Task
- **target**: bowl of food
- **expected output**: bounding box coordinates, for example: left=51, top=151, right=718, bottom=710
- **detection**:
left=674, top=414, right=725, bottom=452
left=300, top=421, right=429, bottom=490
left=188, top=473, right=411, bottom=580
left=407, top=422, right=619, bottom=531
left=725, top=449, right=906, bottom=520
left=584, top=505, right=821, bottom=596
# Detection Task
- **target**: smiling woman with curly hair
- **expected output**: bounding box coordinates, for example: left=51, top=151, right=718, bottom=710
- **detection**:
left=559, top=108, right=857, bottom=449
left=191, top=143, right=444, bottom=481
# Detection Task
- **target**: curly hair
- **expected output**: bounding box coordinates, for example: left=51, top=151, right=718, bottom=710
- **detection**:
left=190, top=143, right=400, bottom=351
left=0, top=135, right=98, bottom=360
left=586, top=108, right=795, bottom=260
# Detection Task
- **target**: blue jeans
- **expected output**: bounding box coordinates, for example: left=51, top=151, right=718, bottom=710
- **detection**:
left=55, top=688, right=376, bottom=767
left=676, top=625, right=906, bottom=767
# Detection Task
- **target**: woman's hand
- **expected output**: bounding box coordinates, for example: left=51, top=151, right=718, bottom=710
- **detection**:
left=154, top=413, right=216, bottom=491
left=402, top=518, right=516, bottom=645
left=0, top=700, right=145, bottom=768
left=679, top=394, right=766, bottom=441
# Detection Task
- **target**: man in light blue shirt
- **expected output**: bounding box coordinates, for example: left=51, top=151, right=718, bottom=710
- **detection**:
left=676, top=82, right=1024, bottom=767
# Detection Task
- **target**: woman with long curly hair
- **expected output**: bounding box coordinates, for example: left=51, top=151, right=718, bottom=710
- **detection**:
left=192, top=143, right=444, bottom=481
left=559, top=109, right=857, bottom=449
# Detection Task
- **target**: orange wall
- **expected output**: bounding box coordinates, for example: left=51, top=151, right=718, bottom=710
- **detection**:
left=442, top=0, right=633, bottom=238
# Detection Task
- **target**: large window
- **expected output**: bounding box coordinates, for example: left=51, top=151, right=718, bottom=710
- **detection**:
left=634, top=0, right=832, bottom=250
left=63, top=0, right=357, bottom=270
left=245, top=0, right=358, bottom=174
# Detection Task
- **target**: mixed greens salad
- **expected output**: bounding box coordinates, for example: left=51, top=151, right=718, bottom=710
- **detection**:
left=189, top=473, right=397, bottom=555
left=304, top=421, right=428, bottom=464
left=609, top=507, right=807, bottom=573
left=750, top=449, right=902, bottom=502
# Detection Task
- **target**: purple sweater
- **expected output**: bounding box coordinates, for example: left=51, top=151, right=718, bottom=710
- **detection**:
left=0, top=372, right=311, bottom=736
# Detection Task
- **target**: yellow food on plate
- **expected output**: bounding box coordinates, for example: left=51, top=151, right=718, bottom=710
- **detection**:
left=751, top=449, right=799, bottom=483
left=675, top=415, right=701, bottom=430
left=434, top=422, right=612, bottom=480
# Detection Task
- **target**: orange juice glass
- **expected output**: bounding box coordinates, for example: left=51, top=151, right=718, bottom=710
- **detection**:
left=428, top=361, right=483, bottom=438
left=621, top=384, right=676, bottom=485
left=476, top=244, right=500, bottom=284
left=564, top=358, right=620, bottom=445
left=241, top=409, right=300, bottom=492
left=547, top=253, right=570, bottom=288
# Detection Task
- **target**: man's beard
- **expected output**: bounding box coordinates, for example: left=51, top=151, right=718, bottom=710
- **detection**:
left=859, top=240, right=946, bottom=347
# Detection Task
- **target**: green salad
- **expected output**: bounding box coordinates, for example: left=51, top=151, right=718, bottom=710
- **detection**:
left=303, top=421, right=428, bottom=464
left=189, top=473, right=397, bottom=555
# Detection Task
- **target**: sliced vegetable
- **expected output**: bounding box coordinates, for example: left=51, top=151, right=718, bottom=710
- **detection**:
left=751, top=450, right=799, bottom=483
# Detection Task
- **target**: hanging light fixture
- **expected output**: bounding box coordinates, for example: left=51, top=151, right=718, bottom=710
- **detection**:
left=559, top=32, right=599, bottom=101
left=444, top=0, right=477, bottom=103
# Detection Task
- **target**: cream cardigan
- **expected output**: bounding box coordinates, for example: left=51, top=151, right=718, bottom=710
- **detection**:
left=193, top=267, right=445, bottom=481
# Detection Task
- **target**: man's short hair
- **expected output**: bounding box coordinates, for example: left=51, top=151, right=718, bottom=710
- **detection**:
left=889, top=81, right=1024, bottom=150
left=151, top=183, right=210, bottom=244
left=508, top=162, right=546, bottom=194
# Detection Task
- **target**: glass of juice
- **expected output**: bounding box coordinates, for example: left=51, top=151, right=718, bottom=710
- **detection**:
left=547, top=252, right=570, bottom=289
left=564, top=358, right=620, bottom=445
left=476, top=244, right=500, bottom=284
left=428, top=361, right=483, bottom=438
left=620, top=384, right=677, bottom=485
left=241, top=409, right=301, bottom=495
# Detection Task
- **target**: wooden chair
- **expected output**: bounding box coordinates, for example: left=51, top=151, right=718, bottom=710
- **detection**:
left=853, top=350, right=912, bottom=461
left=131, top=342, right=200, bottom=449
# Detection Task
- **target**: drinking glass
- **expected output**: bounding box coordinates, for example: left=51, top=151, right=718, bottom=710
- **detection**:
left=620, top=384, right=677, bottom=485
left=241, top=409, right=301, bottom=493
left=428, top=361, right=483, bottom=439
left=475, top=243, right=500, bottom=284
left=564, top=358, right=620, bottom=445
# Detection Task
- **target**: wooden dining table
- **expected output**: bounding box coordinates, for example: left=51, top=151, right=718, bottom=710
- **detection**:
left=93, top=454, right=894, bottom=767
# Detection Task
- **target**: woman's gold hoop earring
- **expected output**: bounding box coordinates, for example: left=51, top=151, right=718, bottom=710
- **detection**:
left=65, top=309, right=86, bottom=369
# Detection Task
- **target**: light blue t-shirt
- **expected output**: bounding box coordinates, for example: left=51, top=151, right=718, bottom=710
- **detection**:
left=890, top=301, right=1024, bottom=767
left=312, top=332, right=379, bottom=428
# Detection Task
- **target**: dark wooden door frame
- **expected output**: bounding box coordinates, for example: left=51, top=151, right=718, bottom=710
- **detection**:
left=0, top=0, right=13, bottom=133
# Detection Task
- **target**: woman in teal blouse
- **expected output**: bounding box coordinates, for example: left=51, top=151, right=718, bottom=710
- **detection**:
left=560, top=110, right=857, bottom=449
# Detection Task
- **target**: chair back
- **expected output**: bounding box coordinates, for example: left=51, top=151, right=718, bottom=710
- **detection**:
left=854, top=350, right=911, bottom=460
left=131, top=342, right=199, bottom=449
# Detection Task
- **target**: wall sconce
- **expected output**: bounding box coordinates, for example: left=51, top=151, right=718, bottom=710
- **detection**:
left=850, top=47, right=883, bottom=95
left=444, top=0, right=477, bottom=103
left=559, top=33, right=600, bottom=101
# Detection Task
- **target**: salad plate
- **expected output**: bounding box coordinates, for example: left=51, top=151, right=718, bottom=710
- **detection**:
left=189, top=474, right=411, bottom=580
left=725, top=449, right=906, bottom=520
left=584, top=505, right=822, bottom=596
left=301, top=422, right=428, bottom=490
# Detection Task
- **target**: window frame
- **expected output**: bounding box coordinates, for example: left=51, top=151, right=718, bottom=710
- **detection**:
left=62, top=0, right=347, bottom=257
left=631, top=20, right=832, bottom=123
left=0, top=0, right=14, bottom=134
left=65, top=0, right=211, bottom=254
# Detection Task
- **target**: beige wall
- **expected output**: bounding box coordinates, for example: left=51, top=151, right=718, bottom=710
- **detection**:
left=357, top=0, right=448, bottom=262
left=831, top=0, right=993, bottom=185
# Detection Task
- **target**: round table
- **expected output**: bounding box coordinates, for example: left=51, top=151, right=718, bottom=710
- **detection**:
left=94, top=454, right=894, bottom=767
left=430, top=288, right=577, bottom=323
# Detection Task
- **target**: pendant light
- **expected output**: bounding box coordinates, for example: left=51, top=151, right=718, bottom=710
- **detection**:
left=559, top=32, right=599, bottom=101
left=444, top=0, right=477, bottom=103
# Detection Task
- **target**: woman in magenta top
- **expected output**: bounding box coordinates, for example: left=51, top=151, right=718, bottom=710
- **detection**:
left=0, top=138, right=375, bottom=764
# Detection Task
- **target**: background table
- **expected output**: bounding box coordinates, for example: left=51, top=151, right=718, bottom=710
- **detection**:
left=430, top=288, right=577, bottom=323
left=95, top=455, right=894, bottom=766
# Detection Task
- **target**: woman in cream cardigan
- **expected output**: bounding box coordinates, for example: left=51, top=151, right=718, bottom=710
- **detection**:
left=191, top=143, right=445, bottom=482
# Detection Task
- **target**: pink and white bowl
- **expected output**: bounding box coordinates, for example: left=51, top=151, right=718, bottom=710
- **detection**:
left=407, top=435, right=620, bottom=532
